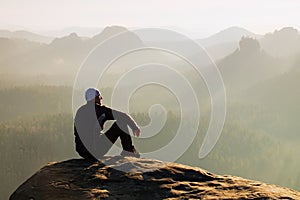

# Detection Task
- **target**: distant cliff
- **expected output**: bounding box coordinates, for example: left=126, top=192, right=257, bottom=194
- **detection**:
left=10, top=156, right=300, bottom=199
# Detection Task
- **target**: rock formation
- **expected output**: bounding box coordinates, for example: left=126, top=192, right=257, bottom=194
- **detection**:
left=10, top=156, right=300, bottom=199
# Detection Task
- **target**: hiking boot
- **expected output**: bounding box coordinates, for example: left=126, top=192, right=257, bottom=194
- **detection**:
left=120, top=147, right=140, bottom=158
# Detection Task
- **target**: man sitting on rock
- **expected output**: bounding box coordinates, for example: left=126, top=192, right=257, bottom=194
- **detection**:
left=74, top=88, right=140, bottom=160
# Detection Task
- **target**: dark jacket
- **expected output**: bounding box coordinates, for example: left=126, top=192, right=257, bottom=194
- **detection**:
left=74, top=101, right=138, bottom=159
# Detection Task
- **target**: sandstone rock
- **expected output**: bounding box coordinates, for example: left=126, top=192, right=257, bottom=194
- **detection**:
left=10, top=156, right=300, bottom=199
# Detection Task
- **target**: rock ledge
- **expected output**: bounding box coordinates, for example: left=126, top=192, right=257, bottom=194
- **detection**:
left=10, top=156, right=300, bottom=199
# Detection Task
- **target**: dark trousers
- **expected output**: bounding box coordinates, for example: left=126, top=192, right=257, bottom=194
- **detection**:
left=76, top=122, right=134, bottom=160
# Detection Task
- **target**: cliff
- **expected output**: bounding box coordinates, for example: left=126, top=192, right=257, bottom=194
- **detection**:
left=10, top=156, right=300, bottom=199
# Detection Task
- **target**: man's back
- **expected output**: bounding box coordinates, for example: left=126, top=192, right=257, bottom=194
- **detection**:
left=74, top=102, right=113, bottom=159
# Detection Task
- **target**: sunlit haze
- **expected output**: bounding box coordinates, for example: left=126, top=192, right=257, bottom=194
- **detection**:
left=0, top=0, right=299, bottom=37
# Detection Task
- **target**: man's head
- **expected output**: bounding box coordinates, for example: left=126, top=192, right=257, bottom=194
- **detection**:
left=85, top=88, right=103, bottom=104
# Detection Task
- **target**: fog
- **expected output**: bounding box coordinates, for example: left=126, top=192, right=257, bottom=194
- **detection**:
left=1, top=26, right=300, bottom=199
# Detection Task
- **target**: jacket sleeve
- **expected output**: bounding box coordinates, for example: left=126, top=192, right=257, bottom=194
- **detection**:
left=102, top=105, right=139, bottom=130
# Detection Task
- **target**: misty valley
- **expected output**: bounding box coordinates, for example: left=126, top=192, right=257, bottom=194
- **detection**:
left=1, top=26, right=300, bottom=199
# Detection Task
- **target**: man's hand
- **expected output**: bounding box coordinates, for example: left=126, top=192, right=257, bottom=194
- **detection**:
left=133, top=128, right=140, bottom=137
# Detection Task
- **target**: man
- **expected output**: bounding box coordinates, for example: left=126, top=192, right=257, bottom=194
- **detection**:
left=74, top=88, right=140, bottom=160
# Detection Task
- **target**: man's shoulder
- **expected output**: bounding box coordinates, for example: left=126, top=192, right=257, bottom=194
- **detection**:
left=97, top=104, right=111, bottom=110
left=77, top=103, right=112, bottom=112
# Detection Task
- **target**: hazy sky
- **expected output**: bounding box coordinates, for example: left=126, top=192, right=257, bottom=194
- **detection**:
left=0, top=0, right=299, bottom=37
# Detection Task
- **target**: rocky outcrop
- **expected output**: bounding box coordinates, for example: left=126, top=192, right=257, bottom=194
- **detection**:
left=10, top=156, right=300, bottom=199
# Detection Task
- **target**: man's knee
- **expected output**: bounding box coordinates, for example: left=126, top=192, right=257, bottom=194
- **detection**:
left=77, top=148, right=97, bottom=161
left=110, top=122, right=128, bottom=134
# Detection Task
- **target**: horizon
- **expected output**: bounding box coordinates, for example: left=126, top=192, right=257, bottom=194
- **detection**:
left=1, top=0, right=299, bottom=38
left=0, top=25, right=298, bottom=39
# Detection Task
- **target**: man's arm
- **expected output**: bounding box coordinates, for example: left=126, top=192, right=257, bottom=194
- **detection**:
left=102, top=106, right=140, bottom=136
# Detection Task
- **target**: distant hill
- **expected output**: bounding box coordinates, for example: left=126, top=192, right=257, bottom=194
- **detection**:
left=204, top=41, right=239, bottom=61
left=260, top=27, right=300, bottom=58
left=239, top=57, right=300, bottom=138
left=0, top=37, right=45, bottom=74
left=90, top=26, right=129, bottom=44
left=198, top=26, right=260, bottom=47
left=218, top=37, right=285, bottom=91
left=0, top=26, right=143, bottom=80
left=205, top=26, right=300, bottom=61
left=246, top=56, right=300, bottom=103
left=47, top=32, right=88, bottom=65
left=1, top=26, right=300, bottom=87
left=41, top=26, right=104, bottom=38
left=197, top=26, right=261, bottom=60
left=0, top=30, right=53, bottom=43
left=198, top=26, right=300, bottom=61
